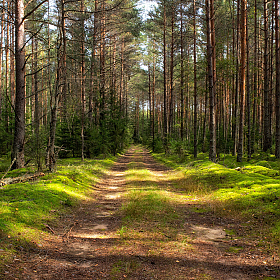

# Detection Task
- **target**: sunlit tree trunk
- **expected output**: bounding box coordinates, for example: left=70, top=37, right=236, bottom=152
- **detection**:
left=275, top=0, right=280, bottom=158
left=99, top=0, right=106, bottom=150
left=246, top=9, right=251, bottom=160
left=207, top=0, right=216, bottom=162
left=81, top=0, right=85, bottom=161
left=193, top=0, right=197, bottom=158
left=163, top=2, right=167, bottom=149
left=34, top=39, right=41, bottom=170
left=0, top=8, right=3, bottom=121
left=263, top=0, right=271, bottom=152
left=152, top=42, right=156, bottom=151
left=237, top=0, right=247, bottom=162
left=252, top=0, right=258, bottom=154
left=232, top=0, right=240, bottom=156
left=12, top=0, right=25, bottom=169
left=47, top=0, right=67, bottom=171
left=180, top=1, right=184, bottom=140
left=169, top=2, right=174, bottom=136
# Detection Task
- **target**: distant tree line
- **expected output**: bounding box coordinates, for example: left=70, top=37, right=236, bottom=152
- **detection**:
left=136, top=0, right=280, bottom=162
left=0, top=0, right=141, bottom=170
left=0, top=0, right=280, bottom=171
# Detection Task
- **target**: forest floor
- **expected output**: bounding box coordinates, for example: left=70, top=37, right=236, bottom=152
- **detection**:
left=3, top=146, right=280, bottom=279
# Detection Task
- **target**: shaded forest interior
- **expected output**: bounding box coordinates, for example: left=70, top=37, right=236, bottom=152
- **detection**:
left=1, top=0, right=280, bottom=170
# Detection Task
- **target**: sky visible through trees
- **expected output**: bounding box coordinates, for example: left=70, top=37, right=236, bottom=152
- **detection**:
left=0, top=0, right=280, bottom=170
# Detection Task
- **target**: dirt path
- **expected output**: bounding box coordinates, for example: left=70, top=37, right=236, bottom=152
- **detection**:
left=5, top=146, right=280, bottom=279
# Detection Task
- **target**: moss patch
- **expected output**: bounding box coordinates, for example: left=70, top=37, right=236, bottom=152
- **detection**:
left=0, top=156, right=116, bottom=271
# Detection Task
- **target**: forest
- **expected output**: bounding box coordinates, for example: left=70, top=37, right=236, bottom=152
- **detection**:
left=1, top=0, right=280, bottom=278
left=0, top=0, right=279, bottom=169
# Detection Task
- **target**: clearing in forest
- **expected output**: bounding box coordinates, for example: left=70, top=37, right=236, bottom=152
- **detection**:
left=3, top=146, right=280, bottom=279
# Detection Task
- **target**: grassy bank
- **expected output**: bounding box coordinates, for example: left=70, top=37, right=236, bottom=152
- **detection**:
left=0, top=156, right=116, bottom=268
left=152, top=152, right=280, bottom=248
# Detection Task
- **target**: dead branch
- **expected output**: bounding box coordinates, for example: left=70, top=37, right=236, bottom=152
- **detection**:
left=0, top=172, right=45, bottom=187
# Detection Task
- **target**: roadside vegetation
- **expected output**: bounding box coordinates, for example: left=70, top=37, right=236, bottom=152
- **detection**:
left=152, top=150, right=280, bottom=250
left=0, top=156, right=116, bottom=270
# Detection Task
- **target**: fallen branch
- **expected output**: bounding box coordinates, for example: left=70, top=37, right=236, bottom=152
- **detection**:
left=62, top=222, right=78, bottom=242
left=0, top=172, right=45, bottom=187
left=44, top=224, right=55, bottom=234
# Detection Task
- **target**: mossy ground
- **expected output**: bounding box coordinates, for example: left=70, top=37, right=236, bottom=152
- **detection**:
left=153, top=151, right=280, bottom=250
left=0, top=156, right=116, bottom=271
left=1, top=146, right=279, bottom=279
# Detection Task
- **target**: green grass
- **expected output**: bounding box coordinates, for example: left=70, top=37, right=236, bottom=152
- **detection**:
left=0, top=156, right=116, bottom=270
left=153, top=152, right=280, bottom=247
left=226, top=246, right=243, bottom=253
left=122, top=189, right=179, bottom=223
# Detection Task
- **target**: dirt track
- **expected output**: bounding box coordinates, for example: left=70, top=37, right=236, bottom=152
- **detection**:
left=4, top=146, right=280, bottom=279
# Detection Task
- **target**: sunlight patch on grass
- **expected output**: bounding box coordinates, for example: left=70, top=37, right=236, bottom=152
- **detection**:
left=153, top=151, right=280, bottom=250
left=0, top=156, right=116, bottom=270
left=122, top=190, right=179, bottom=223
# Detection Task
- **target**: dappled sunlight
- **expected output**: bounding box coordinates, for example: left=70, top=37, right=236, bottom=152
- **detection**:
left=3, top=147, right=280, bottom=279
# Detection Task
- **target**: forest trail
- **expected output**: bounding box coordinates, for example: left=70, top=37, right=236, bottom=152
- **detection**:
left=5, top=146, right=280, bottom=279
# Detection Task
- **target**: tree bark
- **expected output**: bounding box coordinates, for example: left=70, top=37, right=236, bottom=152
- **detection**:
left=207, top=0, right=216, bottom=162
left=275, top=0, right=280, bottom=158
left=12, top=0, right=25, bottom=169
left=263, top=0, right=271, bottom=152
left=180, top=1, right=184, bottom=140
left=81, top=0, right=85, bottom=161
left=237, top=0, right=247, bottom=162
left=193, top=0, right=197, bottom=158
left=169, top=2, right=174, bottom=136
left=47, top=0, right=67, bottom=171
left=163, top=2, right=167, bottom=150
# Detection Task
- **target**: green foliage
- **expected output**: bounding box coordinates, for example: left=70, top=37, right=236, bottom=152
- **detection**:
left=25, top=126, right=48, bottom=170
left=0, top=155, right=10, bottom=173
left=55, top=95, right=132, bottom=158
left=0, top=124, right=13, bottom=156
left=56, top=117, right=82, bottom=158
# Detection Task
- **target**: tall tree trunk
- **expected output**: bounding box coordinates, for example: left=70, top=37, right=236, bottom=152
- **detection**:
left=12, top=0, right=25, bottom=169
left=163, top=2, right=167, bottom=150
left=99, top=0, right=106, bottom=150
left=152, top=42, right=156, bottom=151
left=47, top=0, right=67, bottom=171
left=263, top=0, right=271, bottom=152
left=237, top=0, right=247, bottom=162
left=169, top=2, right=174, bottom=136
left=246, top=9, right=251, bottom=160
left=0, top=7, right=3, bottom=121
left=275, top=0, right=280, bottom=158
left=232, top=0, right=240, bottom=156
left=252, top=0, right=258, bottom=154
left=81, top=0, right=85, bottom=161
left=193, top=0, right=198, bottom=158
left=90, top=0, right=99, bottom=126
left=120, top=38, right=124, bottom=112
left=34, top=39, right=41, bottom=170
left=148, top=64, right=152, bottom=137
left=202, top=74, right=208, bottom=152
left=180, top=1, right=184, bottom=140
left=207, top=0, right=216, bottom=162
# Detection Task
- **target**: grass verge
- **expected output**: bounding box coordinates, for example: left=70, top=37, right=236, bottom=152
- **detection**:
left=153, top=151, right=280, bottom=250
left=0, top=156, right=116, bottom=271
